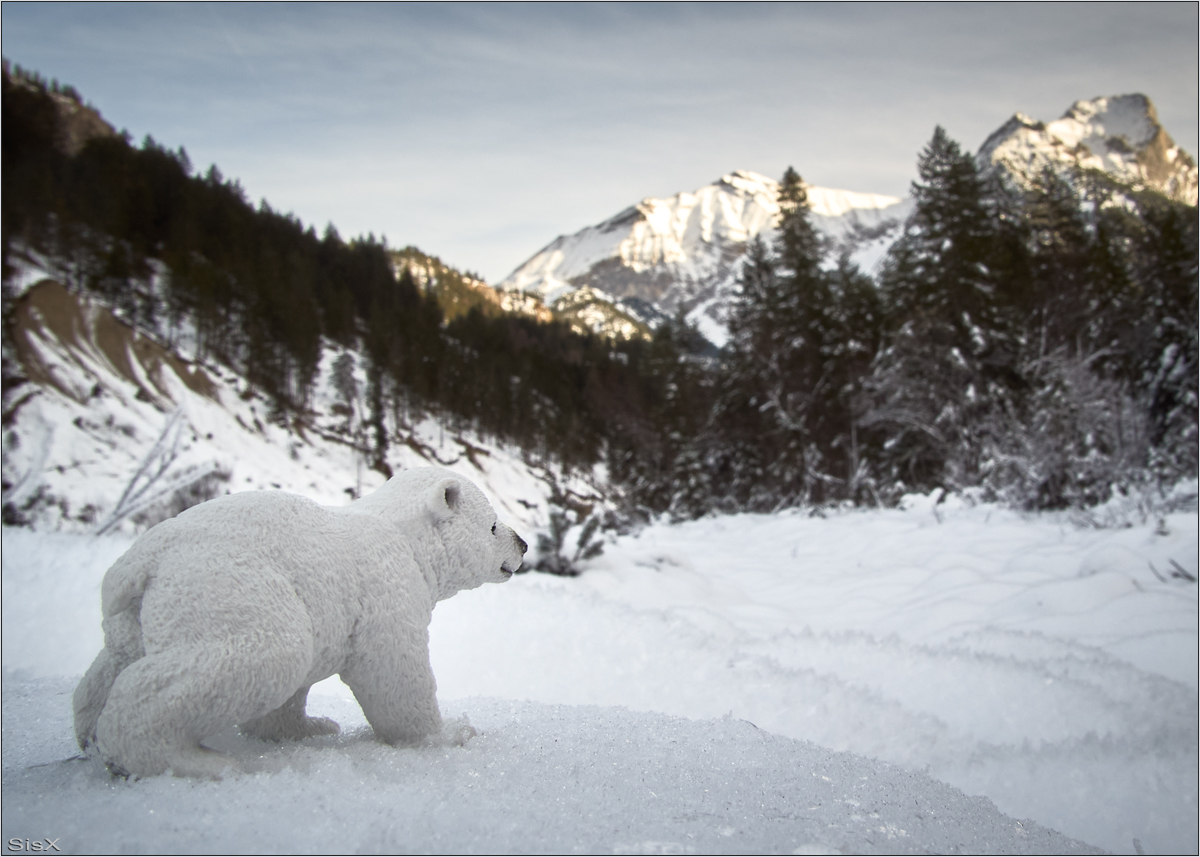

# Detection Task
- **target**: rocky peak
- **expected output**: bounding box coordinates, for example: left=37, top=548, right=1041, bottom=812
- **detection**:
left=978, top=94, right=1197, bottom=205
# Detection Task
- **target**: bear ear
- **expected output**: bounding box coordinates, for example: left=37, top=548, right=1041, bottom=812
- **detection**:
left=426, top=479, right=461, bottom=522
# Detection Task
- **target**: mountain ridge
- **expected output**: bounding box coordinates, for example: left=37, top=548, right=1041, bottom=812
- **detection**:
left=498, top=93, right=1196, bottom=345
left=500, top=169, right=908, bottom=344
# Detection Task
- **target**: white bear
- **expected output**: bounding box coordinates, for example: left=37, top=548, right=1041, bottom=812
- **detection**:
left=72, top=467, right=526, bottom=779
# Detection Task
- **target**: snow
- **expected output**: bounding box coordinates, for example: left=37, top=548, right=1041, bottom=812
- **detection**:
left=2, top=681, right=1097, bottom=856
left=1050, top=95, right=1159, bottom=154
left=3, top=493, right=1195, bottom=853
left=490, top=170, right=913, bottom=345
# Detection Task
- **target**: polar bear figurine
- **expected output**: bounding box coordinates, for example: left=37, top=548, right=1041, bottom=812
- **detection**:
left=72, top=467, right=527, bottom=779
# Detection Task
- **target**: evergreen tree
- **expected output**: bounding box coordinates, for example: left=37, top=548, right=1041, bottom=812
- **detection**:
left=775, top=167, right=825, bottom=285
left=716, top=167, right=863, bottom=507
left=825, top=251, right=883, bottom=501
left=863, top=127, right=1021, bottom=496
left=719, top=236, right=795, bottom=507
left=1128, top=193, right=1199, bottom=482
left=1022, top=168, right=1096, bottom=357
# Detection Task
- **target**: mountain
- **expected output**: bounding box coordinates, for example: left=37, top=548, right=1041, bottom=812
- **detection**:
left=499, top=170, right=908, bottom=346
left=499, top=94, right=1196, bottom=346
left=978, top=94, right=1198, bottom=205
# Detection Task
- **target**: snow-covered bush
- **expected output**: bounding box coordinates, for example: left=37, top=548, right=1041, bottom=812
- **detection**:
left=532, top=507, right=604, bottom=576
left=981, top=347, right=1152, bottom=510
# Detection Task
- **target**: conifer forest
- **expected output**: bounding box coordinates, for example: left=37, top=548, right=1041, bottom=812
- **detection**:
left=3, top=65, right=1196, bottom=521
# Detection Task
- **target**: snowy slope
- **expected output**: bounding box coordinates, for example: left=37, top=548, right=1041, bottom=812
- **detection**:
left=499, top=170, right=909, bottom=345
left=979, top=93, right=1199, bottom=205
left=1, top=276, right=600, bottom=539
left=10, top=489, right=1193, bottom=852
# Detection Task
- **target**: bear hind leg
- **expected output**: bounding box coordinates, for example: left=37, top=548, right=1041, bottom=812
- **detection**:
left=94, top=652, right=243, bottom=779
left=73, top=648, right=119, bottom=752
left=75, top=607, right=146, bottom=752
left=239, top=685, right=340, bottom=741
left=95, top=637, right=309, bottom=779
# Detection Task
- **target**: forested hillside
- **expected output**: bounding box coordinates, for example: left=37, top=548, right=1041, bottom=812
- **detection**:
left=3, top=63, right=1195, bottom=527
left=1, top=63, right=655, bottom=486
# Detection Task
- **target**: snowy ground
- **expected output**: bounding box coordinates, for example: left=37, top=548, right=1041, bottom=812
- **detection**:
left=3, top=491, right=1196, bottom=854
left=4, top=682, right=1099, bottom=857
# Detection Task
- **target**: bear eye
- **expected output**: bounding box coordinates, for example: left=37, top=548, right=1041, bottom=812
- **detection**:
left=491, top=523, right=497, bottom=535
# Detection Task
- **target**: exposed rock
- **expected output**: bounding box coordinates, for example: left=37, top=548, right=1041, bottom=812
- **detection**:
left=978, top=94, right=1198, bottom=205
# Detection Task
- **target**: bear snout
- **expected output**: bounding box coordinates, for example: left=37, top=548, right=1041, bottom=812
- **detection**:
left=495, top=526, right=527, bottom=579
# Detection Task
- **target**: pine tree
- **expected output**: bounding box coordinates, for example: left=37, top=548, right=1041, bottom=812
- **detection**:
left=882, top=127, right=1003, bottom=327
left=775, top=167, right=824, bottom=286
left=826, top=251, right=883, bottom=501
left=1016, top=166, right=1123, bottom=364
left=863, top=127, right=1021, bottom=496
left=716, top=167, right=866, bottom=507
left=1130, top=193, right=1199, bottom=482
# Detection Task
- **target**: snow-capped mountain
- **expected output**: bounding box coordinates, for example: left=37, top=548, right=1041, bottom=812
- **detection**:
left=499, top=94, right=1195, bottom=347
left=979, top=93, right=1198, bottom=205
left=499, top=170, right=909, bottom=345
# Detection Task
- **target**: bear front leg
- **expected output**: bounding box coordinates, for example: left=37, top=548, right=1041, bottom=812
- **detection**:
left=341, top=624, right=442, bottom=746
left=240, top=685, right=340, bottom=741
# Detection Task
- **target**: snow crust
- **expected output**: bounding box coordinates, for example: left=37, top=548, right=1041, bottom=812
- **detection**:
left=2, top=680, right=1096, bottom=856
left=3, top=495, right=1195, bottom=853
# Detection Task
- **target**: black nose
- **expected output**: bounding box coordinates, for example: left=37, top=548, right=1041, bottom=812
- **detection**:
left=517, top=536, right=528, bottom=555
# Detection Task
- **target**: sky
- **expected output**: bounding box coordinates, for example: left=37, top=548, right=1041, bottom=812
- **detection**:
left=2, top=2, right=1197, bottom=283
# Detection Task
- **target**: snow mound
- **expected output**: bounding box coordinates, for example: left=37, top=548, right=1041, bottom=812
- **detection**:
left=1, top=679, right=1098, bottom=856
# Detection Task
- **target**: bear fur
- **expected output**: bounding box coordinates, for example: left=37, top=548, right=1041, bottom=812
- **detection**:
left=72, top=467, right=527, bottom=779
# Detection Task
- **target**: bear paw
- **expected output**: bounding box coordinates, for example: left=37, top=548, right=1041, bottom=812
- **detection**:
left=437, top=715, right=477, bottom=747
left=240, top=714, right=341, bottom=742
left=167, top=747, right=241, bottom=780
left=293, top=715, right=341, bottom=738
left=103, top=746, right=238, bottom=781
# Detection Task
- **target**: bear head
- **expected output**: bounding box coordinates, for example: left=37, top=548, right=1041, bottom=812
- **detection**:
left=352, top=467, right=527, bottom=599
left=423, top=476, right=528, bottom=596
